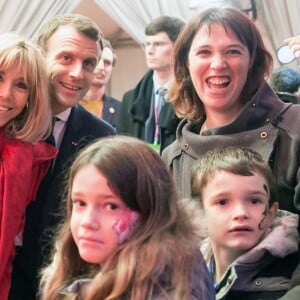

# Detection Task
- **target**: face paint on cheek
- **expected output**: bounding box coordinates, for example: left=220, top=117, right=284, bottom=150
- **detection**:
left=258, top=205, right=268, bottom=230
left=112, top=209, right=140, bottom=244
left=258, top=183, right=270, bottom=230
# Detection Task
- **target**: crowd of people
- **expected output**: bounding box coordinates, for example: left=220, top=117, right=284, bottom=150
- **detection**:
left=0, top=5, right=299, bottom=300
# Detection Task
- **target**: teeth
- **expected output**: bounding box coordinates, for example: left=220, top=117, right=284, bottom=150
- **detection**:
left=61, top=82, right=81, bottom=90
left=0, top=106, right=9, bottom=111
left=208, top=77, right=229, bottom=84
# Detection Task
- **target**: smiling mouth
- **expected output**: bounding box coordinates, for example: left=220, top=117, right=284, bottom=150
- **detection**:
left=0, top=106, right=11, bottom=112
left=60, top=82, right=82, bottom=91
left=207, top=77, right=230, bottom=88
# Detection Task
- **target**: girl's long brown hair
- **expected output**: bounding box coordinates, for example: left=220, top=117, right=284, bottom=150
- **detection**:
left=41, top=136, right=203, bottom=300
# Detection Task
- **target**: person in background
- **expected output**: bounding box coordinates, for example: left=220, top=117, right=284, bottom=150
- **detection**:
left=191, top=147, right=300, bottom=300
left=0, top=32, right=57, bottom=299
left=117, top=16, right=185, bottom=153
left=39, top=135, right=215, bottom=300
left=9, top=14, right=115, bottom=300
left=162, top=7, right=300, bottom=217
left=80, top=39, right=120, bottom=128
left=270, top=66, right=300, bottom=104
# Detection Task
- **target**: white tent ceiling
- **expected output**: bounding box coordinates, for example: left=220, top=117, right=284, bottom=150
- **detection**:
left=0, top=0, right=299, bottom=54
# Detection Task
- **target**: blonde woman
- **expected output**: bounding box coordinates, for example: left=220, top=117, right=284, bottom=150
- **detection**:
left=0, top=33, right=56, bottom=299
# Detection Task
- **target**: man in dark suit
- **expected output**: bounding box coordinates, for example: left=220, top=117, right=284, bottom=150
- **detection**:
left=80, top=39, right=120, bottom=128
left=9, top=14, right=115, bottom=300
left=117, top=16, right=185, bottom=153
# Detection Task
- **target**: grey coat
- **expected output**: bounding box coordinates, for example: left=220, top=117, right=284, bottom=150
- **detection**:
left=162, top=81, right=300, bottom=215
left=201, top=210, right=299, bottom=300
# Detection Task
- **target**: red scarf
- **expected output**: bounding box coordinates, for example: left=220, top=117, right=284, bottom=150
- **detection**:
left=0, top=130, right=57, bottom=299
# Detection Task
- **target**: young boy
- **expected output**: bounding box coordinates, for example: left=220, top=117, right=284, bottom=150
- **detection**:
left=191, top=147, right=299, bottom=300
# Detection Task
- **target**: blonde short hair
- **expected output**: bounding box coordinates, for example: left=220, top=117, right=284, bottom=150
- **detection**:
left=0, top=33, right=52, bottom=143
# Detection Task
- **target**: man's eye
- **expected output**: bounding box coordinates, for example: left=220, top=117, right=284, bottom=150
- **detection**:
left=104, top=60, right=112, bottom=66
left=84, top=60, right=96, bottom=71
left=63, top=55, right=70, bottom=61
left=154, top=42, right=165, bottom=47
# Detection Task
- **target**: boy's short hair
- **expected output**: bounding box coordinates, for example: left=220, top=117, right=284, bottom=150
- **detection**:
left=191, top=147, right=278, bottom=206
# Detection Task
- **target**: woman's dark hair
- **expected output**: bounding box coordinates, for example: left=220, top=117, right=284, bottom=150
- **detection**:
left=170, top=7, right=273, bottom=121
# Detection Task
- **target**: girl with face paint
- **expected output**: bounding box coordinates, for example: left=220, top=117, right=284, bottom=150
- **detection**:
left=40, top=136, right=215, bottom=300
left=191, top=147, right=300, bottom=300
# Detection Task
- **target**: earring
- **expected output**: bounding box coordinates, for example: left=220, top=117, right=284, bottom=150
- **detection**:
left=25, top=102, right=29, bottom=109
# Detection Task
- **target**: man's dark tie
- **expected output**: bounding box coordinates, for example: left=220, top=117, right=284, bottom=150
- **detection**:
left=46, top=117, right=60, bottom=172
left=46, top=118, right=55, bottom=146
left=154, top=87, right=167, bottom=145
left=46, top=116, right=61, bottom=147
left=156, top=87, right=167, bottom=117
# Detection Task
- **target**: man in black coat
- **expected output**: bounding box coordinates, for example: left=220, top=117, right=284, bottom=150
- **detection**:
left=9, top=14, right=115, bottom=300
left=117, top=16, right=185, bottom=153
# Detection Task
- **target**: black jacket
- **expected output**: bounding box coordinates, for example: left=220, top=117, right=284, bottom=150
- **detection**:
left=102, top=94, right=121, bottom=128
left=117, top=70, right=180, bottom=152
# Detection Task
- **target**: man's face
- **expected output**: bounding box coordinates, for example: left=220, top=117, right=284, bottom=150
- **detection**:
left=91, top=47, right=114, bottom=87
left=45, top=25, right=100, bottom=113
left=144, top=32, right=174, bottom=72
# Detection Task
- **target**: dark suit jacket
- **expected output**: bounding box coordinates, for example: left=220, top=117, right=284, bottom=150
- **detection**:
left=102, top=94, right=121, bottom=128
left=9, top=104, right=116, bottom=300
left=117, top=70, right=180, bottom=153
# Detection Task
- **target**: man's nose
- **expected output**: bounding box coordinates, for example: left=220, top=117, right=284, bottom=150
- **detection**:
left=69, top=61, right=84, bottom=79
